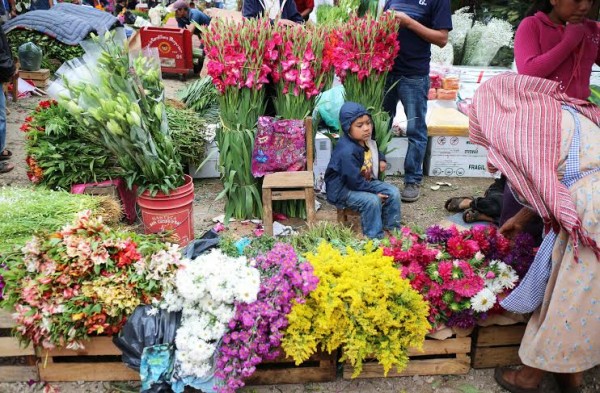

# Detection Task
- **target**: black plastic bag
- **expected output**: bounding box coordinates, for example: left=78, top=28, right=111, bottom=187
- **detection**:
left=113, top=305, right=182, bottom=372
left=182, top=229, right=220, bottom=259
left=18, top=42, right=43, bottom=71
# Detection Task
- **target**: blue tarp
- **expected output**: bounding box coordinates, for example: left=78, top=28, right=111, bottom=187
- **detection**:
left=4, top=3, right=119, bottom=45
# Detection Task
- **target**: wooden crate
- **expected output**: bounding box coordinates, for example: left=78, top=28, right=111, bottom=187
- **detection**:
left=19, top=69, right=50, bottom=81
left=37, top=336, right=139, bottom=382
left=246, top=349, right=337, bottom=385
left=0, top=310, right=39, bottom=382
left=343, top=336, right=471, bottom=379
left=472, top=324, right=526, bottom=369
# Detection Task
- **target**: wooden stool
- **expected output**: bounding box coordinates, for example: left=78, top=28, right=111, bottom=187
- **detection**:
left=262, top=118, right=316, bottom=236
left=337, top=208, right=360, bottom=224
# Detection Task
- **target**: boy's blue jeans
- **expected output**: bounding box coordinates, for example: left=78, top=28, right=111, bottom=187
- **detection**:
left=344, top=181, right=401, bottom=239
left=383, top=74, right=429, bottom=185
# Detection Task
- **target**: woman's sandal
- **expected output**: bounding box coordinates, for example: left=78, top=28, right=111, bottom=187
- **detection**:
left=494, top=367, right=542, bottom=393
left=0, top=149, right=12, bottom=161
left=0, top=161, right=14, bottom=174
left=444, top=196, right=473, bottom=212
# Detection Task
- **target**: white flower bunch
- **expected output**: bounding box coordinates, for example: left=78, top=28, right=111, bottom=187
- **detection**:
left=161, top=249, right=261, bottom=378
left=449, top=7, right=474, bottom=64
left=471, top=260, right=518, bottom=313
left=463, top=18, right=514, bottom=66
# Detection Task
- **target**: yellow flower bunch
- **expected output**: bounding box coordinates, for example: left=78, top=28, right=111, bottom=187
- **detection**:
left=282, top=242, right=430, bottom=377
left=81, top=275, right=141, bottom=318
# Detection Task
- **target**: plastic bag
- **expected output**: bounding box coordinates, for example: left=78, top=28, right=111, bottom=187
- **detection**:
left=251, top=117, right=306, bottom=177
left=181, top=229, right=220, bottom=259
left=316, top=85, right=345, bottom=131
left=18, top=42, right=43, bottom=72
left=113, top=305, right=182, bottom=373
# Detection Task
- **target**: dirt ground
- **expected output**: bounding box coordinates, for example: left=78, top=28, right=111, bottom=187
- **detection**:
left=1, top=78, right=599, bottom=393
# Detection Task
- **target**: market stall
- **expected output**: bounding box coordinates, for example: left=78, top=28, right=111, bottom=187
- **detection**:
left=0, top=5, right=548, bottom=392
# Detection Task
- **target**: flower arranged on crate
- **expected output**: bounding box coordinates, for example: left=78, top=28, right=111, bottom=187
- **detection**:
left=330, top=13, right=400, bottom=111
left=271, top=25, right=334, bottom=120
left=214, top=243, right=318, bottom=393
left=52, top=32, right=184, bottom=196
left=384, top=225, right=521, bottom=330
left=22, top=99, right=122, bottom=190
left=282, top=242, right=430, bottom=378
left=0, top=210, right=183, bottom=350
left=160, top=249, right=261, bottom=379
left=503, top=232, right=537, bottom=278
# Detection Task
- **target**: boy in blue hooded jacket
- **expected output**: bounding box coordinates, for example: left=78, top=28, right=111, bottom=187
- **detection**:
left=324, top=102, right=401, bottom=238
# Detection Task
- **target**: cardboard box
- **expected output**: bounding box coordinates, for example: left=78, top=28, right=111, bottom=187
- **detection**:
left=314, top=132, right=334, bottom=162
left=385, top=137, right=408, bottom=176
left=189, top=141, right=220, bottom=178
left=425, top=154, right=493, bottom=178
left=428, top=136, right=487, bottom=157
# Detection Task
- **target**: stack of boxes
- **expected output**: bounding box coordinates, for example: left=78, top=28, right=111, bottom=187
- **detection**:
left=425, top=136, right=492, bottom=178
left=423, top=65, right=512, bottom=178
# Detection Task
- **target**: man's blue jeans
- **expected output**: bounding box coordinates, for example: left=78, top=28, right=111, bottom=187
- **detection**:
left=0, top=90, right=6, bottom=153
left=383, top=74, right=429, bottom=185
left=344, top=181, right=401, bottom=239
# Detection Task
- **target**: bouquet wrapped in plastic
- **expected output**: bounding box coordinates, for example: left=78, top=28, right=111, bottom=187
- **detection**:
left=48, top=30, right=184, bottom=196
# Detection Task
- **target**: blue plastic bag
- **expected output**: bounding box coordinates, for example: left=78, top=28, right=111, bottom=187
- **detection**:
left=316, top=85, right=345, bottom=131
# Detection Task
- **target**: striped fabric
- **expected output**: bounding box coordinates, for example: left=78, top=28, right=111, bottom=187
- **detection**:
left=501, top=106, right=600, bottom=313
left=469, top=73, right=600, bottom=260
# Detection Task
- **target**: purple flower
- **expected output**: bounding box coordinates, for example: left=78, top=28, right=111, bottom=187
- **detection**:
left=446, top=309, right=478, bottom=329
left=504, top=233, right=536, bottom=278
left=214, top=243, right=318, bottom=393
left=425, top=225, right=453, bottom=244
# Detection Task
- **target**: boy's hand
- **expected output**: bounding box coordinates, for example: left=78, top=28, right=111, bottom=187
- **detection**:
left=379, top=161, right=387, bottom=174
left=377, top=193, right=389, bottom=202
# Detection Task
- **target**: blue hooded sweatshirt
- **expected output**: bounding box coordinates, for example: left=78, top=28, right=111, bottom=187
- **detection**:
left=324, top=102, right=386, bottom=207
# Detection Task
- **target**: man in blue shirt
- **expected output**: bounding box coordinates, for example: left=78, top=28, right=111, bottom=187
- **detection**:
left=172, top=0, right=211, bottom=36
left=383, top=0, right=452, bottom=202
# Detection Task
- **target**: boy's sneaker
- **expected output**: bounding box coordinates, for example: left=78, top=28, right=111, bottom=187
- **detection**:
left=401, top=183, right=420, bottom=202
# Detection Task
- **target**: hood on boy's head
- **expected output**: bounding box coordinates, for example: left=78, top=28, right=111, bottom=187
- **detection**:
left=339, top=101, right=370, bottom=136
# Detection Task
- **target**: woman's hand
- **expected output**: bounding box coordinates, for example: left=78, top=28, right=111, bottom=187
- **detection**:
left=499, top=207, right=536, bottom=238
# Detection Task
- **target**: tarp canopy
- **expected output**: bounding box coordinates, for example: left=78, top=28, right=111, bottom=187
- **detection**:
left=4, top=3, right=120, bottom=45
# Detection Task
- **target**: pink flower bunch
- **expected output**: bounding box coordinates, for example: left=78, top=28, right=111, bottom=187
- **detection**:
left=202, top=18, right=278, bottom=94
left=328, top=13, right=400, bottom=82
left=383, top=225, right=522, bottom=330
left=1, top=210, right=182, bottom=350
left=214, top=243, right=318, bottom=393
left=271, top=26, right=332, bottom=100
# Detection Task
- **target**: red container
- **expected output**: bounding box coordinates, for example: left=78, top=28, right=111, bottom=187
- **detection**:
left=137, top=175, right=195, bottom=246
left=139, top=26, right=193, bottom=77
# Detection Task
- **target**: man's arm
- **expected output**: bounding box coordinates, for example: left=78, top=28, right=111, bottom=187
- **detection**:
left=391, top=10, right=448, bottom=47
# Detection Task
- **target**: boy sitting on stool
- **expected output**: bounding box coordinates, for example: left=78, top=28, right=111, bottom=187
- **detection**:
left=325, top=102, right=401, bottom=238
